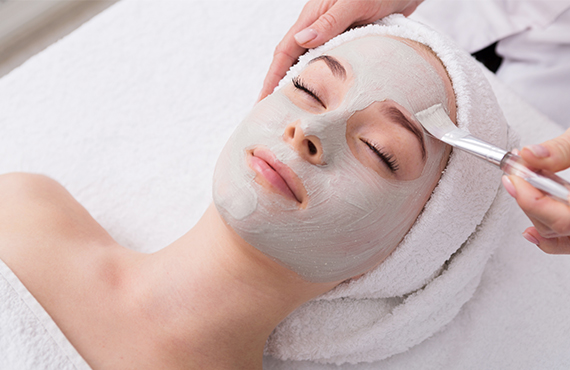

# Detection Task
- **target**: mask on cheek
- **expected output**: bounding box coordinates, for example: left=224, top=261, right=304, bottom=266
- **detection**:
left=213, top=36, right=448, bottom=283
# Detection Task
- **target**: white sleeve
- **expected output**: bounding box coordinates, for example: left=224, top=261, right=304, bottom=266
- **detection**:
left=411, top=0, right=570, bottom=53
left=505, top=0, right=570, bottom=28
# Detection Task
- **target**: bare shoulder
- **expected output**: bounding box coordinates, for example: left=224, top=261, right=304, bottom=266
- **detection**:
left=0, top=174, right=145, bottom=367
left=0, top=172, right=115, bottom=272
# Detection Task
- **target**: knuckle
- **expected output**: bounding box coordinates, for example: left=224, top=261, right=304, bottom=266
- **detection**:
left=318, top=0, right=338, bottom=12
left=317, top=12, right=340, bottom=30
left=549, top=131, right=570, bottom=165
left=554, top=139, right=570, bottom=159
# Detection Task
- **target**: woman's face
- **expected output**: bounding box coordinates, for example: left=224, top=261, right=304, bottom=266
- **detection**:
left=213, top=35, right=455, bottom=283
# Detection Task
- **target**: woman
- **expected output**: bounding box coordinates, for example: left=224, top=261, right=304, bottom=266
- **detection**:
left=0, top=18, right=456, bottom=370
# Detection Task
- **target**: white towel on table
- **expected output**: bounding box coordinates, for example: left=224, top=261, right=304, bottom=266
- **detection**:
left=0, top=259, right=91, bottom=370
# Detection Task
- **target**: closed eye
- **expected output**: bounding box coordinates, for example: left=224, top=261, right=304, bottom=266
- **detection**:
left=292, top=77, right=326, bottom=109
left=361, top=139, right=399, bottom=173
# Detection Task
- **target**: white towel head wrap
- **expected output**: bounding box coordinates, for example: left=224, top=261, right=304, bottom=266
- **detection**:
left=265, top=14, right=514, bottom=364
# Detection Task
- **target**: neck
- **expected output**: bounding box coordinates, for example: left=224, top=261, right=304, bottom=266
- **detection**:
left=132, top=204, right=338, bottom=369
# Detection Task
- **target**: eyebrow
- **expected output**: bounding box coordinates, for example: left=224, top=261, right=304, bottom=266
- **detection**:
left=385, top=106, right=426, bottom=160
left=308, top=55, right=347, bottom=80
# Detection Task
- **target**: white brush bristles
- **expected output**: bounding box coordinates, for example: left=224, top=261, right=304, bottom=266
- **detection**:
left=415, top=103, right=458, bottom=139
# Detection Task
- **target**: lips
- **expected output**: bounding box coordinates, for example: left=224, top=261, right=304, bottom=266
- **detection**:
left=247, top=147, right=306, bottom=205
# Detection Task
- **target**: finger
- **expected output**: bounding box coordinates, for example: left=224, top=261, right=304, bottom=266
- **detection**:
left=260, top=0, right=337, bottom=101
left=401, top=0, right=424, bottom=16
left=522, top=226, right=570, bottom=254
left=525, top=214, right=560, bottom=239
left=259, top=0, right=424, bottom=100
left=520, top=127, right=570, bottom=172
left=503, top=176, right=562, bottom=238
left=259, top=45, right=303, bottom=101
left=295, top=0, right=381, bottom=49
left=510, top=178, right=570, bottom=238
left=509, top=175, right=570, bottom=237
left=258, top=0, right=329, bottom=101
left=527, top=214, right=561, bottom=238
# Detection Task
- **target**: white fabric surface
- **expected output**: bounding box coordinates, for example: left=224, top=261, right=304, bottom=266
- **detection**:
left=0, top=1, right=570, bottom=369
left=411, top=0, right=570, bottom=127
left=0, top=259, right=91, bottom=370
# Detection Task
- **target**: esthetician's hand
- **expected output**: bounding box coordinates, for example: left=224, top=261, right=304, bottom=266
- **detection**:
left=502, top=128, right=570, bottom=254
left=258, top=0, right=423, bottom=101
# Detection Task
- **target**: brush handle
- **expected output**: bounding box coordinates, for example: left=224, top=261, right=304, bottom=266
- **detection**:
left=501, top=152, right=570, bottom=205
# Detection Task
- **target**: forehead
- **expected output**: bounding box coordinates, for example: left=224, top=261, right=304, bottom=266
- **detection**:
left=322, top=35, right=449, bottom=116
left=327, top=35, right=423, bottom=64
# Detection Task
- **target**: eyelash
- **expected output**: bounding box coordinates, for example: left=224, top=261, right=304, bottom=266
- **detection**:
left=291, top=77, right=399, bottom=173
left=292, top=77, right=326, bottom=108
left=361, top=139, right=399, bottom=173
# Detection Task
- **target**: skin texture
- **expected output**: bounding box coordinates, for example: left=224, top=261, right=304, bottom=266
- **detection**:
left=0, top=36, right=455, bottom=369
left=503, top=128, right=570, bottom=254
left=259, top=0, right=424, bottom=101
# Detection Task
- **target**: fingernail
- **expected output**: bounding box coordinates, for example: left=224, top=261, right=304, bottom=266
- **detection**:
left=512, top=148, right=520, bottom=155
left=294, top=28, right=318, bottom=45
left=526, top=144, right=550, bottom=158
left=501, top=175, right=517, bottom=198
left=523, top=231, right=539, bottom=245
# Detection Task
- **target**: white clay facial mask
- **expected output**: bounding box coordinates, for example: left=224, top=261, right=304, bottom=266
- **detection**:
left=213, top=36, right=450, bottom=282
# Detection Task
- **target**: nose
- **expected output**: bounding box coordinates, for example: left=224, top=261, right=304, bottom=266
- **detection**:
left=283, top=122, right=324, bottom=165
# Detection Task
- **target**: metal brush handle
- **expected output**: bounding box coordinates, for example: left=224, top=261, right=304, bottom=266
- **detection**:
left=437, top=131, right=570, bottom=204
left=501, top=152, right=570, bottom=205
left=441, top=133, right=506, bottom=166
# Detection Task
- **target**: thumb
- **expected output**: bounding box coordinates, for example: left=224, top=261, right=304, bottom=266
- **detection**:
left=294, top=1, right=367, bottom=49
left=521, top=128, right=570, bottom=173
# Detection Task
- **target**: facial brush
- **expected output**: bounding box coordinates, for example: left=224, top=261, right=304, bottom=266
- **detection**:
left=416, top=104, right=570, bottom=205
